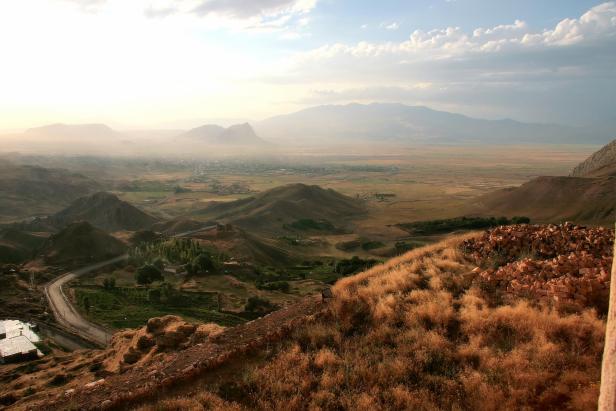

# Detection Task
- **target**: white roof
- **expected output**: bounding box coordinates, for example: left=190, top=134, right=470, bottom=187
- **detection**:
left=0, top=336, right=37, bottom=358
left=0, top=320, right=40, bottom=342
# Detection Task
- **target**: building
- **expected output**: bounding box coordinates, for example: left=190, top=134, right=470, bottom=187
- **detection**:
left=0, top=320, right=42, bottom=364
left=0, top=336, right=38, bottom=363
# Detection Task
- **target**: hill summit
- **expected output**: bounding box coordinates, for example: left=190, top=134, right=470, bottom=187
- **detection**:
left=40, top=221, right=127, bottom=265
left=50, top=192, right=159, bottom=232
left=570, top=139, right=616, bottom=177
left=198, top=183, right=365, bottom=231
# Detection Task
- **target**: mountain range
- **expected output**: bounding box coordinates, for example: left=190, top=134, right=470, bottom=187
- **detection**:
left=3, top=104, right=612, bottom=152
left=255, top=103, right=609, bottom=145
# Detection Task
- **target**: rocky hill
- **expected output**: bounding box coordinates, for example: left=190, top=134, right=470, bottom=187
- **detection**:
left=197, top=183, right=365, bottom=232
left=40, top=221, right=127, bottom=265
left=50, top=192, right=159, bottom=232
left=571, top=139, right=616, bottom=177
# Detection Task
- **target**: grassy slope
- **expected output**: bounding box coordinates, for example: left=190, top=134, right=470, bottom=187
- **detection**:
left=473, top=176, right=616, bottom=226
left=135, top=235, right=605, bottom=411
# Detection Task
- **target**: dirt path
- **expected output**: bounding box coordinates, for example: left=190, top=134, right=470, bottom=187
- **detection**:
left=44, top=255, right=128, bottom=347
left=38, top=294, right=325, bottom=410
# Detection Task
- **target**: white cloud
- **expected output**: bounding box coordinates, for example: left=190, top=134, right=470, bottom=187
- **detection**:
left=384, top=22, right=399, bottom=31
left=145, top=0, right=317, bottom=26
left=271, top=2, right=616, bottom=126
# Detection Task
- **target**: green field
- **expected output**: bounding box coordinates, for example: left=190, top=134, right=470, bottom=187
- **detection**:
left=73, top=285, right=245, bottom=329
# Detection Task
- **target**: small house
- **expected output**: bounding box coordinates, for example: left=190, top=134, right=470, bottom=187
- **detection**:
left=0, top=336, right=38, bottom=364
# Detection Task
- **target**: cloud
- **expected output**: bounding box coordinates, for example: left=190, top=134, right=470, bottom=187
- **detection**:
left=383, top=22, right=399, bottom=31
left=144, top=0, right=317, bottom=24
left=273, top=2, right=616, bottom=126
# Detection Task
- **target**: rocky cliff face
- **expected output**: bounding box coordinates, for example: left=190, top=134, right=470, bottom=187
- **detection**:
left=571, top=139, right=616, bottom=177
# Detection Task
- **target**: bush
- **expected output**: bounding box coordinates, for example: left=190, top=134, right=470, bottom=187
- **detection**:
left=135, top=264, right=163, bottom=286
left=398, top=216, right=531, bottom=235
left=245, top=296, right=278, bottom=314
left=335, top=256, right=379, bottom=276
left=258, top=281, right=291, bottom=293
left=103, top=277, right=116, bottom=290
left=192, top=253, right=216, bottom=275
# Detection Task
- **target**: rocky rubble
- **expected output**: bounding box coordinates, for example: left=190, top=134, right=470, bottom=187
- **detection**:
left=463, top=222, right=613, bottom=263
left=103, top=315, right=224, bottom=373
left=464, top=223, right=614, bottom=313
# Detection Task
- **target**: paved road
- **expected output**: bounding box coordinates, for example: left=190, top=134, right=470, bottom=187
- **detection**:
left=44, top=255, right=129, bottom=347
left=42, top=225, right=216, bottom=347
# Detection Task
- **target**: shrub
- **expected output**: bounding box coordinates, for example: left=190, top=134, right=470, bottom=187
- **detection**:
left=135, top=264, right=163, bottom=286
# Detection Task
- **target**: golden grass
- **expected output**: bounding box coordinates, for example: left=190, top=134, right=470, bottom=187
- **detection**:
left=138, top=234, right=605, bottom=410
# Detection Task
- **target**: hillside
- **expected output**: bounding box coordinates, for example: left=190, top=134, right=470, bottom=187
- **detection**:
left=472, top=176, right=616, bottom=225
left=179, top=123, right=267, bottom=146
left=571, top=139, right=616, bottom=177
left=0, top=228, right=47, bottom=263
left=0, top=162, right=101, bottom=222
left=50, top=192, right=159, bottom=232
left=255, top=103, right=607, bottom=145
left=197, top=183, right=365, bottom=232
left=192, top=224, right=292, bottom=266
left=151, top=218, right=209, bottom=236
left=40, top=221, right=127, bottom=265
left=24, top=224, right=610, bottom=410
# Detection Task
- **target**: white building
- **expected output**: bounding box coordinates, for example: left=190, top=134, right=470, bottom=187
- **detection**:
left=0, top=336, right=38, bottom=363
left=0, top=320, right=42, bottom=364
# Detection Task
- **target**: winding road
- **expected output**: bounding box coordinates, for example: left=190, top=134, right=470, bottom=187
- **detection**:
left=43, top=224, right=216, bottom=347
left=44, top=254, right=129, bottom=347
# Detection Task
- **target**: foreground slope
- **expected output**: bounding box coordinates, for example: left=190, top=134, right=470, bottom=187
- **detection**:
left=19, top=224, right=609, bottom=411
left=136, top=225, right=608, bottom=411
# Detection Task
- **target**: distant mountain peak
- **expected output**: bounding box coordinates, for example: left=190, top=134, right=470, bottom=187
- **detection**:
left=25, top=123, right=119, bottom=139
left=179, top=122, right=267, bottom=146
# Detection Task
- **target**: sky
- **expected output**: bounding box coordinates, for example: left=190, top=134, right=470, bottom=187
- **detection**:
left=0, top=0, right=614, bottom=130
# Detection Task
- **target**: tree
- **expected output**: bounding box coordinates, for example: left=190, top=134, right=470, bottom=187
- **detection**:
left=152, top=257, right=165, bottom=271
left=82, top=296, right=91, bottom=314
left=192, top=253, right=215, bottom=275
left=135, top=264, right=163, bottom=286
left=103, top=277, right=116, bottom=290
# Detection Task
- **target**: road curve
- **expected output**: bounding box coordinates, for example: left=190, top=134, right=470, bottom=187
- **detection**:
left=43, top=225, right=215, bottom=347
left=44, top=255, right=129, bottom=347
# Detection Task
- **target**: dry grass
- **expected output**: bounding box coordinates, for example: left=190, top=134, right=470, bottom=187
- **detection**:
left=137, top=234, right=605, bottom=411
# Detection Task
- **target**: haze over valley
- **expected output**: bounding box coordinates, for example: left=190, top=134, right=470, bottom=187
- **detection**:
left=1, top=1, right=615, bottom=410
